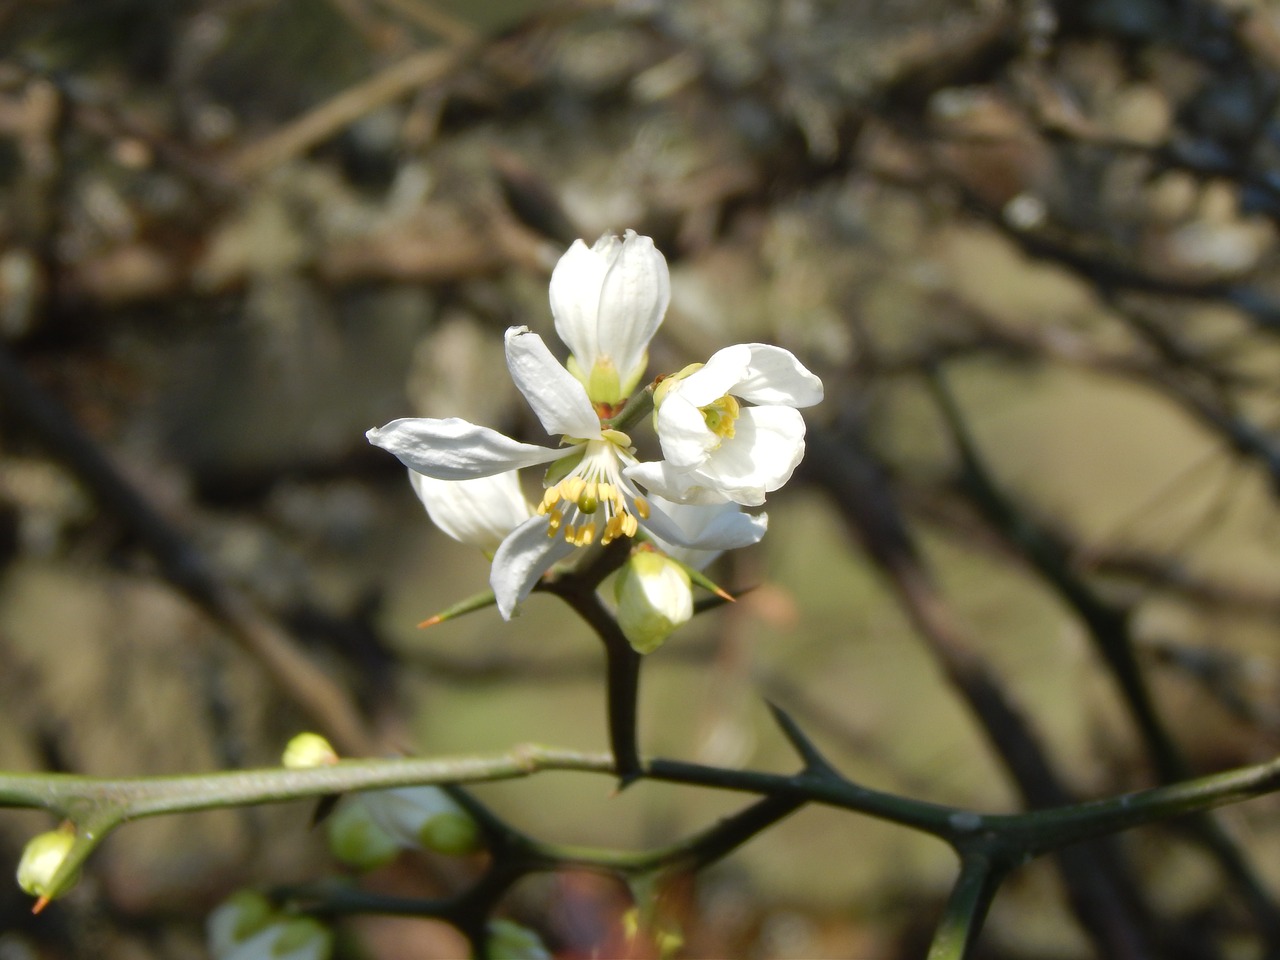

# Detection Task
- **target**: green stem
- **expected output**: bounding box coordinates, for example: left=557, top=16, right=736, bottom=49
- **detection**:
left=604, top=634, right=643, bottom=786
left=927, top=854, right=1006, bottom=960
left=604, top=383, right=655, bottom=434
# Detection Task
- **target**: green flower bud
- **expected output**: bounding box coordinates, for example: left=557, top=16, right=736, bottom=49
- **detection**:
left=206, top=890, right=276, bottom=956
left=281, top=733, right=338, bottom=769
left=614, top=550, right=693, bottom=654
left=419, top=810, right=483, bottom=856
left=487, top=919, right=552, bottom=960
left=16, top=827, right=79, bottom=903
left=361, top=787, right=483, bottom=857
left=324, top=799, right=401, bottom=871
left=270, top=917, right=332, bottom=959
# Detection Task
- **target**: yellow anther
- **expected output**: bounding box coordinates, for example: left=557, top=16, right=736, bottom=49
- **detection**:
left=563, top=476, right=586, bottom=503
left=622, top=514, right=639, bottom=538
left=634, top=496, right=650, bottom=519
left=541, top=487, right=562, bottom=511
left=547, top=507, right=563, bottom=531
left=579, top=522, right=597, bottom=546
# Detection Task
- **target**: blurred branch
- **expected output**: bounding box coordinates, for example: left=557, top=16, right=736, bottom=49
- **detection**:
left=801, top=415, right=1162, bottom=958
left=924, top=366, right=1280, bottom=947
left=0, top=342, right=374, bottom=756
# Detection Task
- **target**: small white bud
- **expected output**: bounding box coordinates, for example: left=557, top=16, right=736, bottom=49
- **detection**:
left=615, top=550, right=693, bottom=654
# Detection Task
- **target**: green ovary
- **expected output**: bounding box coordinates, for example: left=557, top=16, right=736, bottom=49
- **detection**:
left=700, top=395, right=740, bottom=439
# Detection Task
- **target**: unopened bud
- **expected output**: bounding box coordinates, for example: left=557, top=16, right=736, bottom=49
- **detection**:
left=325, top=799, right=401, bottom=871
left=282, top=733, right=338, bottom=769
left=269, top=916, right=332, bottom=959
left=207, top=890, right=276, bottom=955
left=361, top=787, right=483, bottom=856
left=487, top=919, right=552, bottom=960
left=615, top=550, right=693, bottom=654
left=16, top=827, right=78, bottom=903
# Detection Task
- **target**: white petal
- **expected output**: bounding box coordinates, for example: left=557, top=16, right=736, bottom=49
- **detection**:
left=695, top=405, right=807, bottom=505
left=490, top=515, right=577, bottom=618
left=409, top=470, right=532, bottom=552
left=549, top=239, right=610, bottom=365
left=674, top=344, right=752, bottom=406
left=626, top=459, right=731, bottom=505
left=733, top=344, right=824, bottom=407
left=367, top=417, right=563, bottom=480
left=504, top=327, right=602, bottom=440
left=655, top=394, right=719, bottom=468
left=643, top=494, right=768, bottom=560
left=596, top=230, right=670, bottom=383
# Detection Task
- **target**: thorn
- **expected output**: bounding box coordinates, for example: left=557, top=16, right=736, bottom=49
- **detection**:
left=711, top=584, right=735, bottom=603
left=417, top=614, right=442, bottom=629
left=32, top=896, right=49, bottom=915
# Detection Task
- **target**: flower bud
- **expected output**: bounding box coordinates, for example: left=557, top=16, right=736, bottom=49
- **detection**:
left=614, top=550, right=693, bottom=654
left=281, top=733, right=338, bottom=769
left=269, top=917, right=332, bottom=960
left=206, top=890, right=276, bottom=956
left=16, top=827, right=78, bottom=902
left=487, top=919, right=552, bottom=960
left=207, top=894, right=333, bottom=960
left=360, top=786, right=482, bottom=856
left=324, top=798, right=401, bottom=871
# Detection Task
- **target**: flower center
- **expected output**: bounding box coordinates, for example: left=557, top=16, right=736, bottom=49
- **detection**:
left=700, top=395, right=740, bottom=440
left=537, top=437, right=649, bottom=547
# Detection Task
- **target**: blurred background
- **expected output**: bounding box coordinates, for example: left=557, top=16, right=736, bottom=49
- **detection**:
left=4, top=0, right=1280, bottom=956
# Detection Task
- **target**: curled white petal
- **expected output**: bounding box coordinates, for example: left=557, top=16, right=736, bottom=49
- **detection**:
left=367, top=417, right=564, bottom=481
left=490, top=514, right=577, bottom=618
left=642, top=494, right=768, bottom=556
left=625, top=459, right=730, bottom=505
left=409, top=470, right=533, bottom=552
left=654, top=392, right=719, bottom=468
left=685, top=405, right=807, bottom=506
left=733, top=344, right=824, bottom=407
left=503, top=327, right=601, bottom=440
left=675, top=344, right=752, bottom=407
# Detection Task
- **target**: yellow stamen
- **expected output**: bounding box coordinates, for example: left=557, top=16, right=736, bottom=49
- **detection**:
left=634, top=496, right=650, bottom=519
left=700, top=395, right=740, bottom=439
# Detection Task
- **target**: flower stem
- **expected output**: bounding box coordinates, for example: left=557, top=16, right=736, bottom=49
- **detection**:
left=927, top=854, right=1006, bottom=960
left=604, top=629, right=644, bottom=786
left=605, top=383, right=655, bottom=435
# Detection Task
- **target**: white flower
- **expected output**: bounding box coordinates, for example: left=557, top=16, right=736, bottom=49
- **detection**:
left=369, top=327, right=766, bottom=618
left=550, top=229, right=670, bottom=405
left=408, top=469, right=533, bottom=554
left=630, top=343, right=823, bottom=506
left=615, top=549, right=693, bottom=654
